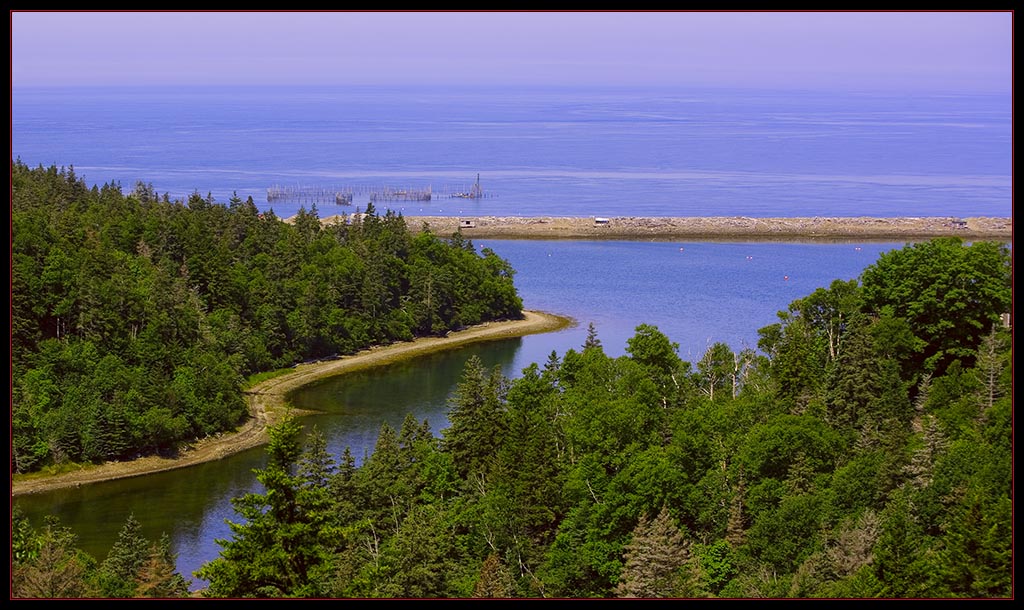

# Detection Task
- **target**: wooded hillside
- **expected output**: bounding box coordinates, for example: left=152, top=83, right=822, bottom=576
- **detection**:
left=11, top=161, right=523, bottom=472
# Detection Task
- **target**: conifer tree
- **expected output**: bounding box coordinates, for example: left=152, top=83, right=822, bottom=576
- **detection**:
left=931, top=491, right=1012, bottom=597
left=196, top=417, right=332, bottom=597
left=873, top=491, right=930, bottom=598
left=725, top=475, right=747, bottom=547
left=615, top=506, right=691, bottom=598
left=97, top=513, right=150, bottom=598
left=360, top=421, right=410, bottom=533
left=474, top=553, right=516, bottom=598
left=583, top=322, right=602, bottom=351
left=442, top=356, right=507, bottom=479
left=973, top=327, right=1009, bottom=424
left=135, top=534, right=191, bottom=598
left=11, top=515, right=92, bottom=599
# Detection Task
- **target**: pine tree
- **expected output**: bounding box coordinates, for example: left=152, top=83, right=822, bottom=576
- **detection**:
left=135, top=534, right=191, bottom=598
left=196, top=417, right=332, bottom=597
left=725, top=475, right=747, bottom=547
left=298, top=426, right=336, bottom=489
left=442, top=356, right=507, bottom=479
left=904, top=415, right=948, bottom=490
left=873, top=491, right=931, bottom=598
left=932, top=491, right=1012, bottom=598
left=12, top=515, right=92, bottom=599
left=973, top=327, right=1008, bottom=425
left=98, top=513, right=150, bottom=597
left=360, top=421, right=410, bottom=533
left=375, top=504, right=456, bottom=598
left=491, top=364, right=563, bottom=574
left=615, top=506, right=691, bottom=598
left=583, top=322, right=602, bottom=351
left=474, top=553, right=516, bottom=598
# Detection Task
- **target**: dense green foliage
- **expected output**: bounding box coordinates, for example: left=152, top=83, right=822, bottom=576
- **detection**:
left=192, top=237, right=1011, bottom=599
left=12, top=166, right=1010, bottom=599
left=11, top=161, right=523, bottom=473
left=11, top=507, right=191, bottom=598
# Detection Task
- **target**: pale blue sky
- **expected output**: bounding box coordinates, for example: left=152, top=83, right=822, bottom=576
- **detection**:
left=10, top=11, right=1014, bottom=92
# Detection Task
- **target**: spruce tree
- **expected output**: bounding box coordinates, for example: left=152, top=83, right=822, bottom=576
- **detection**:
left=442, top=356, right=507, bottom=479
left=97, top=513, right=150, bottom=598
left=135, top=534, right=191, bottom=598
left=474, top=553, right=515, bottom=598
left=11, top=515, right=92, bottom=599
left=196, top=417, right=332, bottom=597
left=615, top=506, right=691, bottom=598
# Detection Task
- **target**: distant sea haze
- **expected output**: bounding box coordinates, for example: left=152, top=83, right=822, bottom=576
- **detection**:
left=11, top=85, right=1011, bottom=219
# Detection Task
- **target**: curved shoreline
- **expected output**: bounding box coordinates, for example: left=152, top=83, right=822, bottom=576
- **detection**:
left=385, top=216, right=1012, bottom=242
left=11, top=310, right=574, bottom=498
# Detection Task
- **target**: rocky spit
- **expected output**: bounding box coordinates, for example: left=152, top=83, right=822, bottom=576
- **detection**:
left=385, top=215, right=1013, bottom=242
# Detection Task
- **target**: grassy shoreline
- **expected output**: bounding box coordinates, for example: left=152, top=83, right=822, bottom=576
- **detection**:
left=12, top=310, right=574, bottom=498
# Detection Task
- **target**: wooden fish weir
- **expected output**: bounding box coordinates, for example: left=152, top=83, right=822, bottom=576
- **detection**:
left=267, top=185, right=355, bottom=206
left=439, top=173, right=491, bottom=200
left=267, top=184, right=432, bottom=205
left=267, top=175, right=491, bottom=205
left=368, top=185, right=433, bottom=202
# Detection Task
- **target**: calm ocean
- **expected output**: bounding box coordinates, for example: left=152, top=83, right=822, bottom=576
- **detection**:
left=11, top=85, right=1012, bottom=219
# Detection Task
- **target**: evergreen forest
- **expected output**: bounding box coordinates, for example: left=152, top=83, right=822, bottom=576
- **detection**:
left=10, top=162, right=1013, bottom=599
left=11, top=161, right=523, bottom=473
left=190, top=233, right=1012, bottom=598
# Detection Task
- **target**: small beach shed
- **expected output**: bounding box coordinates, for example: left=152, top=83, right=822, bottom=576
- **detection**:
left=460, top=219, right=476, bottom=229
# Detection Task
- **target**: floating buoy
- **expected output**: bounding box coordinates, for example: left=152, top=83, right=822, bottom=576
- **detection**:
left=679, top=247, right=685, bottom=252
left=784, top=275, right=790, bottom=281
